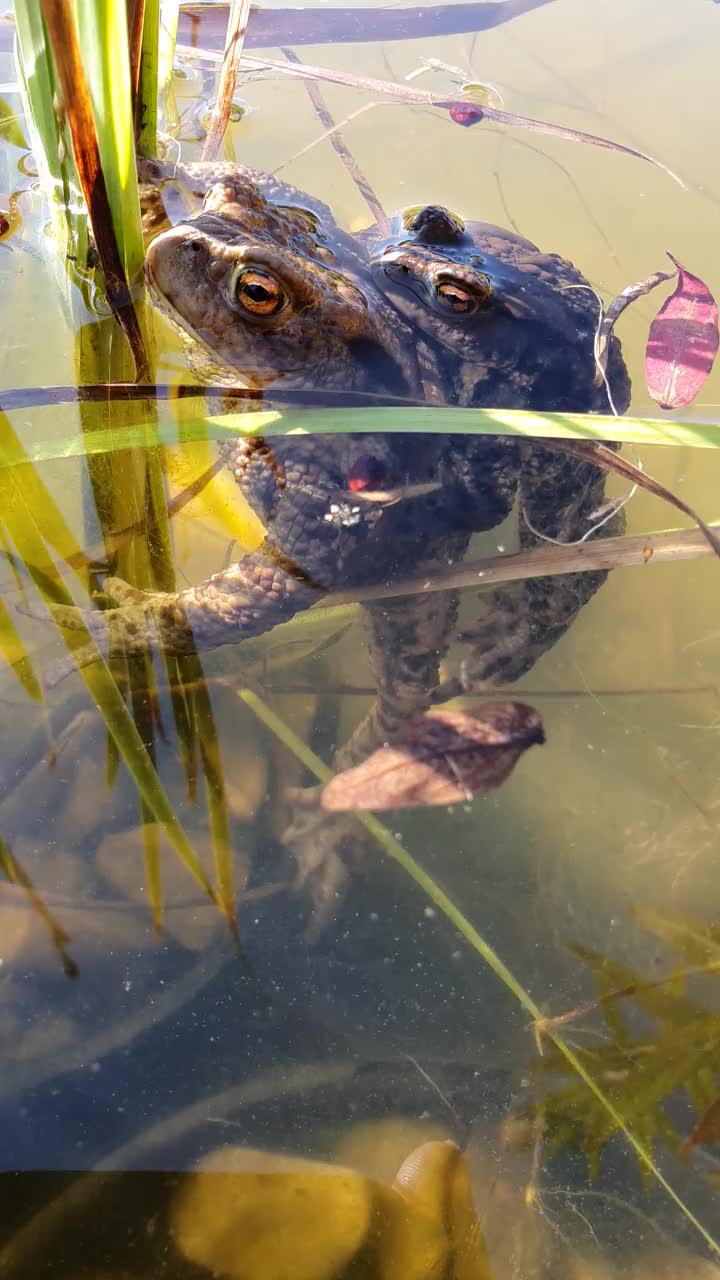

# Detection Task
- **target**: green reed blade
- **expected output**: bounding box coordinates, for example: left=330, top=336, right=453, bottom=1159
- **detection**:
left=157, top=0, right=181, bottom=138
left=238, top=686, right=720, bottom=1260
left=70, top=0, right=145, bottom=281
left=136, top=0, right=161, bottom=155
left=12, top=3, right=65, bottom=184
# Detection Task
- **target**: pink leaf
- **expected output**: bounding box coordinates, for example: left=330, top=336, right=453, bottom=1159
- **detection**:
left=645, top=253, right=719, bottom=410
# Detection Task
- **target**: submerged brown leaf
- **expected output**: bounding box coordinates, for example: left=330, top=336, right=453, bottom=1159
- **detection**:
left=321, top=701, right=544, bottom=812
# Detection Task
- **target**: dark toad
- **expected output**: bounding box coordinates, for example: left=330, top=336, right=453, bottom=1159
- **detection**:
left=364, top=203, right=631, bottom=694
left=367, top=203, right=628, bottom=413
left=43, top=175, right=630, bottom=923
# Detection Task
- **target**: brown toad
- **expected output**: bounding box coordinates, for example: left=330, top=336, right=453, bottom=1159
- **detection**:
left=140, top=158, right=438, bottom=400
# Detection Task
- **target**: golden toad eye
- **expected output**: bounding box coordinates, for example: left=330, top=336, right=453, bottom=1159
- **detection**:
left=435, top=281, right=477, bottom=313
left=233, top=269, right=285, bottom=316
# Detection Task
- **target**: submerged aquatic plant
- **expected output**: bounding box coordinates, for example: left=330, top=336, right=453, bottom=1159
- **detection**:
left=532, top=909, right=720, bottom=1181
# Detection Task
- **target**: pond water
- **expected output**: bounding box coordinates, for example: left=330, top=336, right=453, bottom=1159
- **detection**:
left=1, top=0, right=720, bottom=1276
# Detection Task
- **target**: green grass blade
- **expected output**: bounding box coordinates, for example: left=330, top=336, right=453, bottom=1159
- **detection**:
left=6, top=403, right=720, bottom=463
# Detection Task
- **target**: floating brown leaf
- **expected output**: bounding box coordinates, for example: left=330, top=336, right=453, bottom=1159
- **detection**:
left=321, top=702, right=544, bottom=812
left=645, top=253, right=719, bottom=409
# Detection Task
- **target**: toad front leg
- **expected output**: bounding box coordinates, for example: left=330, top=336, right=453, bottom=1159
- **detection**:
left=39, top=543, right=327, bottom=672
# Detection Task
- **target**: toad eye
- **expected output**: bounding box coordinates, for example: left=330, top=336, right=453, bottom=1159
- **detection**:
left=232, top=268, right=286, bottom=316
left=435, top=281, right=478, bottom=313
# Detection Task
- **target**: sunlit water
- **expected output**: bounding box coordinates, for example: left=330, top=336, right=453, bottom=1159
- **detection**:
left=1, top=0, right=720, bottom=1276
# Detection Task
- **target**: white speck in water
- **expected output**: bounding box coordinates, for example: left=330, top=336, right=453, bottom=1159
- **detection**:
left=423, top=906, right=436, bottom=919
left=447, top=558, right=454, bottom=565
left=123, top=979, right=132, bottom=993
left=369, top=912, right=379, bottom=922
left=451, top=950, right=462, bottom=961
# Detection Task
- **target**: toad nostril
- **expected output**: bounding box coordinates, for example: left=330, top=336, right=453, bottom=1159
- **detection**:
left=184, top=238, right=203, bottom=254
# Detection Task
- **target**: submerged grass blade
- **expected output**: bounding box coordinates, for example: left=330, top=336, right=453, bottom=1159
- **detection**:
left=238, top=687, right=720, bottom=1258
left=0, top=593, right=43, bottom=700
left=189, top=656, right=239, bottom=937
left=0, top=835, right=78, bottom=978
left=140, top=805, right=164, bottom=934
left=0, top=409, right=216, bottom=904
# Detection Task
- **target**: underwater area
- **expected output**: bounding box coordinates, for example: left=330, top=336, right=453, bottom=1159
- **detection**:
left=0, top=0, right=720, bottom=1275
